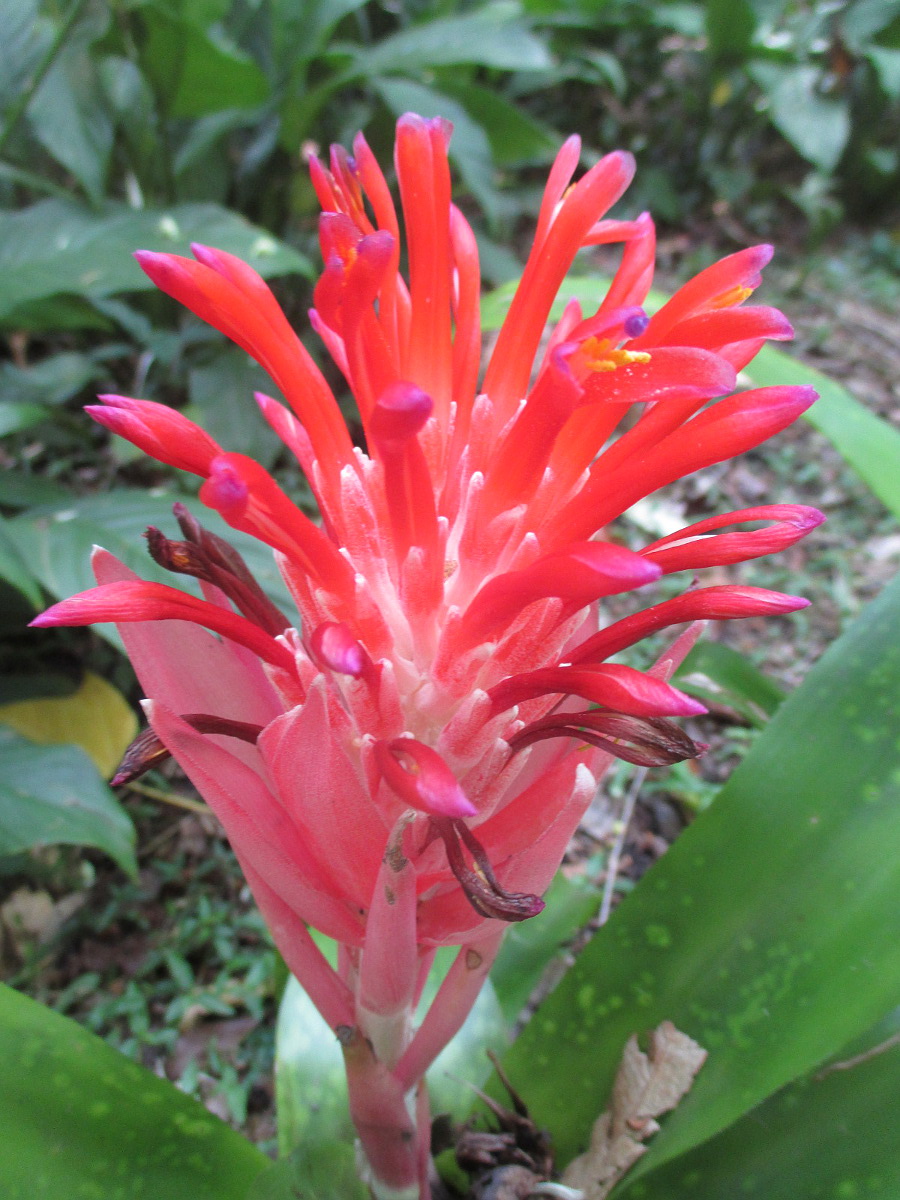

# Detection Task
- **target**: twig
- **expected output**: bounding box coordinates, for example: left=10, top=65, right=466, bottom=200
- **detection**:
left=125, top=779, right=210, bottom=815
left=598, top=767, right=647, bottom=927
left=815, top=1030, right=900, bottom=1080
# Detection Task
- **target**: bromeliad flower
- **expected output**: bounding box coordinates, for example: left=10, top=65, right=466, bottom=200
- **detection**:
left=33, top=115, right=823, bottom=1198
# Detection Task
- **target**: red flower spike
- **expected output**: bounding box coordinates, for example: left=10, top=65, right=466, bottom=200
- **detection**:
left=310, top=622, right=369, bottom=678
left=572, top=584, right=811, bottom=664
left=33, top=115, right=827, bottom=1198
left=641, top=504, right=826, bottom=572
left=488, top=662, right=707, bottom=719
left=375, top=738, right=477, bottom=819
left=87, top=395, right=222, bottom=475
left=458, top=541, right=661, bottom=648
left=30, top=581, right=297, bottom=675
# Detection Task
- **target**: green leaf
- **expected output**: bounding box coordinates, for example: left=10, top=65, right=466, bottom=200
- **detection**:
left=0, top=400, right=49, bottom=436
left=495, top=571, right=900, bottom=1176
left=349, top=2, right=552, bottom=75
left=249, top=1142, right=367, bottom=1200
left=0, top=351, right=100, bottom=407
left=0, top=200, right=310, bottom=330
left=0, top=0, right=50, bottom=115
left=746, top=344, right=900, bottom=521
left=28, top=36, right=114, bottom=205
left=440, top=81, right=558, bottom=166
left=0, top=983, right=268, bottom=1199
left=0, top=670, right=138, bottom=779
left=0, top=728, right=136, bottom=875
left=867, top=44, right=900, bottom=98
left=141, top=10, right=269, bottom=119
left=750, top=63, right=851, bottom=172
left=675, top=640, right=785, bottom=727
left=490, top=871, right=604, bottom=1025
left=0, top=515, right=41, bottom=607
left=623, top=1014, right=900, bottom=1198
left=6, top=489, right=293, bottom=648
left=188, top=347, right=284, bottom=469
left=705, top=0, right=756, bottom=61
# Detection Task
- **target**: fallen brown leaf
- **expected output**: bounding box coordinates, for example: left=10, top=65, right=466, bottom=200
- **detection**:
left=562, top=1021, right=707, bottom=1200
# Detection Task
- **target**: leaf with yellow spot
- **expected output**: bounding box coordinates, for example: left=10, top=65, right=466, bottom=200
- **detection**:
left=0, top=671, right=137, bottom=778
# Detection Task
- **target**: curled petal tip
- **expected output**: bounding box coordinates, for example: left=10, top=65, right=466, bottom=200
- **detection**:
left=375, top=738, right=476, bottom=819
left=310, top=621, right=367, bottom=678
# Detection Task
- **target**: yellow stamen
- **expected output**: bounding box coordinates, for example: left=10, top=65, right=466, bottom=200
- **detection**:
left=581, top=336, right=652, bottom=374
left=710, top=284, right=753, bottom=309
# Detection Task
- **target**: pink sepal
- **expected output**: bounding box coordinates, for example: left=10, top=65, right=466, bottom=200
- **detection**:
left=489, top=661, right=707, bottom=718
left=641, top=504, right=826, bottom=571
left=88, top=395, right=221, bottom=475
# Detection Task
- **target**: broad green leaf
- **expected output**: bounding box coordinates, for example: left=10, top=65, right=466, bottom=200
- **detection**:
left=705, top=0, right=756, bottom=60
left=0, top=351, right=100, bottom=407
left=750, top=63, right=851, bottom=172
left=441, top=81, right=558, bottom=165
left=141, top=10, right=269, bottom=119
left=0, top=670, right=137, bottom=778
left=349, top=2, right=552, bottom=75
left=490, top=871, right=604, bottom=1025
left=188, top=347, right=284, bottom=469
left=28, top=39, right=114, bottom=205
left=249, top=1142, right=366, bottom=1200
left=624, top=1015, right=900, bottom=1198
left=7, top=490, right=293, bottom=648
left=0, top=0, right=50, bottom=114
left=867, top=45, right=900, bottom=98
left=0, top=400, right=48, bottom=436
left=0, top=515, right=41, bottom=606
left=0, top=728, right=136, bottom=875
left=0, top=984, right=268, bottom=1199
left=0, top=472, right=74, bottom=508
left=495, top=571, right=900, bottom=1175
left=746, top=344, right=900, bottom=521
left=0, top=200, right=309, bottom=328
left=675, top=640, right=785, bottom=726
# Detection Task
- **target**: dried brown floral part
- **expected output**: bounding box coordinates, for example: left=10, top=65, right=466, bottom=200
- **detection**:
left=112, top=714, right=264, bottom=785
left=144, top=503, right=289, bottom=636
left=562, top=1021, right=707, bottom=1200
left=508, top=711, right=705, bottom=767
left=434, top=820, right=545, bottom=923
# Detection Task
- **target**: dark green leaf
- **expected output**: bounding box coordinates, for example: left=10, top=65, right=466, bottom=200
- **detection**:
left=0, top=352, right=100, bottom=407
left=750, top=63, right=851, bottom=172
left=495, top=572, right=900, bottom=1175
left=0, top=516, right=41, bottom=607
left=675, top=640, right=785, bottom=726
left=0, top=200, right=310, bottom=329
left=0, top=400, right=48, bottom=436
left=249, top=1142, right=367, bottom=1200
left=6, top=490, right=294, bottom=649
left=349, top=2, right=552, bottom=75
left=746, top=345, right=900, bottom=521
left=0, top=472, right=75, bottom=508
left=0, top=729, right=136, bottom=875
left=623, top=1014, right=900, bottom=1198
left=188, top=347, right=284, bottom=469
left=28, top=38, right=114, bottom=205
left=705, top=0, right=756, bottom=61
left=0, top=0, right=50, bottom=115
left=490, top=871, right=603, bottom=1025
left=441, top=81, right=558, bottom=165
left=0, top=983, right=268, bottom=1199
left=142, top=10, right=269, bottom=119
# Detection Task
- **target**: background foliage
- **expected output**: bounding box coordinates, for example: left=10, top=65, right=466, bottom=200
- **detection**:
left=2, top=1, right=898, bottom=1198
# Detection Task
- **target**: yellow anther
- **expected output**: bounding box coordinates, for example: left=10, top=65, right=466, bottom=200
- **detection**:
left=710, top=284, right=753, bottom=309
left=580, top=337, right=652, bottom=374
